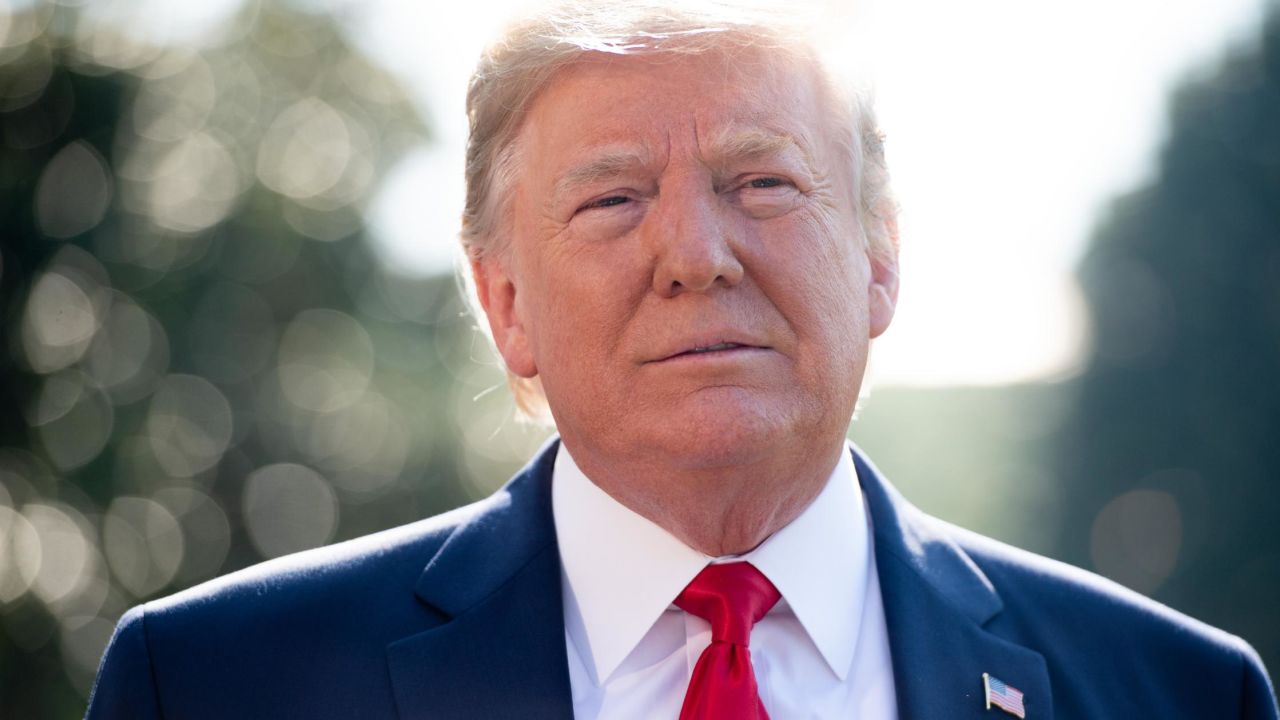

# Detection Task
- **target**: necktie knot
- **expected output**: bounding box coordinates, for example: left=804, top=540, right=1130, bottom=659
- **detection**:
left=675, top=562, right=780, bottom=647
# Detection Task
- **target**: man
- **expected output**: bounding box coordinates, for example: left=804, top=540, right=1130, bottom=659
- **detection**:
left=87, top=2, right=1277, bottom=719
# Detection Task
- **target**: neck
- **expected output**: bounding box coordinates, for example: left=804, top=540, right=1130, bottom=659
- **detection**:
left=562, top=436, right=845, bottom=557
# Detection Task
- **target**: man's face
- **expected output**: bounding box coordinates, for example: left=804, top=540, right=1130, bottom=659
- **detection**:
left=475, top=51, right=897, bottom=470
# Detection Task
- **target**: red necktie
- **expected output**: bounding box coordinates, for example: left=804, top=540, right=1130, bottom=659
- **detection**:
left=674, top=562, right=781, bottom=720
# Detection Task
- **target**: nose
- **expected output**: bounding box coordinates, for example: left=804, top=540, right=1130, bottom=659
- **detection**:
left=648, top=185, right=744, bottom=297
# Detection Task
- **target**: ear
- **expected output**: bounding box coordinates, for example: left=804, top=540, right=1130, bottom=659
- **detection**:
left=470, top=255, right=538, bottom=378
left=866, top=218, right=900, bottom=339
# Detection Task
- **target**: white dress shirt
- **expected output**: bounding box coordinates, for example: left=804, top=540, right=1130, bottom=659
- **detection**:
left=552, top=443, right=898, bottom=720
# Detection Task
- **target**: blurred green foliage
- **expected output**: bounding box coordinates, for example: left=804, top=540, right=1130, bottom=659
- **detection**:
left=0, top=2, right=549, bottom=716
left=1053, top=6, right=1280, bottom=678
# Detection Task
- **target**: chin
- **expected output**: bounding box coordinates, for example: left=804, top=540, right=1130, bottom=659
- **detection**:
left=626, top=391, right=805, bottom=470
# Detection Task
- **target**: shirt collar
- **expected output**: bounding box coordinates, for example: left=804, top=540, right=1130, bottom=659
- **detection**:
left=739, top=444, right=869, bottom=681
left=552, top=442, right=870, bottom=684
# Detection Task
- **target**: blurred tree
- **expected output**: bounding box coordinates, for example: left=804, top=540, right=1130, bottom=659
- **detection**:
left=0, top=2, right=547, bottom=717
left=1056, top=7, right=1280, bottom=678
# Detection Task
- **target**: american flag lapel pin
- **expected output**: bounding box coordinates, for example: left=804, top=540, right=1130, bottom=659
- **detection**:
left=983, top=673, right=1027, bottom=718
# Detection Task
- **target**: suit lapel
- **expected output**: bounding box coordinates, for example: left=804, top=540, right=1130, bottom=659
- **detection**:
left=385, top=439, right=1055, bottom=719
left=386, top=440, right=575, bottom=720
left=855, top=447, right=1055, bottom=720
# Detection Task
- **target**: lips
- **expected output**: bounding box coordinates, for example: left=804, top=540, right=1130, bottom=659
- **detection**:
left=650, top=336, right=770, bottom=363
left=684, top=342, right=743, bottom=355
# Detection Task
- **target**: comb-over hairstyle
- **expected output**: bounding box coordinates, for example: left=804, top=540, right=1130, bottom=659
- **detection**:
left=461, top=0, right=897, bottom=420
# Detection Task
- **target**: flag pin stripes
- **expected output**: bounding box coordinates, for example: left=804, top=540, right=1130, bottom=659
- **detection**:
left=983, top=673, right=1026, bottom=718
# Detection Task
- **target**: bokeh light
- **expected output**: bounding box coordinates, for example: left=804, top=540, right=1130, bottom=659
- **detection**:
left=23, top=502, right=96, bottom=607
left=0, top=504, right=41, bottom=603
left=32, top=371, right=115, bottom=471
left=102, top=496, right=184, bottom=597
left=135, top=131, right=243, bottom=234
left=83, top=293, right=170, bottom=404
left=21, top=270, right=102, bottom=374
left=242, top=462, right=338, bottom=559
left=145, top=374, right=234, bottom=478
left=152, top=486, right=230, bottom=587
left=277, top=308, right=374, bottom=413
left=34, top=140, right=113, bottom=239
left=1090, top=490, right=1183, bottom=595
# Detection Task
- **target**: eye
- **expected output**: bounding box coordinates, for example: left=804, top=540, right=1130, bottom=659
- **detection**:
left=731, top=175, right=800, bottom=219
left=579, top=195, right=630, bottom=212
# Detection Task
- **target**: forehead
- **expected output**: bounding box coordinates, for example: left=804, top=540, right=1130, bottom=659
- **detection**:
left=518, top=50, right=833, bottom=169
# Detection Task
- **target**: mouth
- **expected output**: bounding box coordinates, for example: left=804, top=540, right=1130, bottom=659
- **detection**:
left=681, top=342, right=746, bottom=356
left=656, top=341, right=767, bottom=363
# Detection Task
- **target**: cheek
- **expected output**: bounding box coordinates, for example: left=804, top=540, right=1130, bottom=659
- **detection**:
left=752, top=215, right=872, bottom=403
left=756, top=211, right=869, bottom=327
left=521, top=238, right=647, bottom=377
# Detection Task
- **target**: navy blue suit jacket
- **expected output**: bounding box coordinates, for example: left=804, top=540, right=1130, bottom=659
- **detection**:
left=86, top=441, right=1277, bottom=719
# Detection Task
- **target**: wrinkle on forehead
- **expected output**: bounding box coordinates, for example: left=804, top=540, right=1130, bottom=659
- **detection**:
left=550, top=125, right=819, bottom=201
left=532, top=54, right=835, bottom=212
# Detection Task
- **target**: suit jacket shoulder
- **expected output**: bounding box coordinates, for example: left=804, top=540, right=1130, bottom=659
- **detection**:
left=86, top=501, right=484, bottom=719
left=86, top=443, right=574, bottom=720
left=954, top=518, right=1275, bottom=717
left=855, top=441, right=1278, bottom=720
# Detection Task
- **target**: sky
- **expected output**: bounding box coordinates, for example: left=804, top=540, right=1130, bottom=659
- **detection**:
left=68, top=0, right=1273, bottom=386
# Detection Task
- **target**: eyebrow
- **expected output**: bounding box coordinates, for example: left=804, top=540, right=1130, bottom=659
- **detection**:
left=551, top=128, right=815, bottom=203
left=708, top=128, right=796, bottom=161
left=554, top=148, right=653, bottom=200
left=703, top=127, right=816, bottom=177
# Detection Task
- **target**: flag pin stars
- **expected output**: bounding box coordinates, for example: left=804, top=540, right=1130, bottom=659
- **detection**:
left=983, top=673, right=1026, bottom=718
